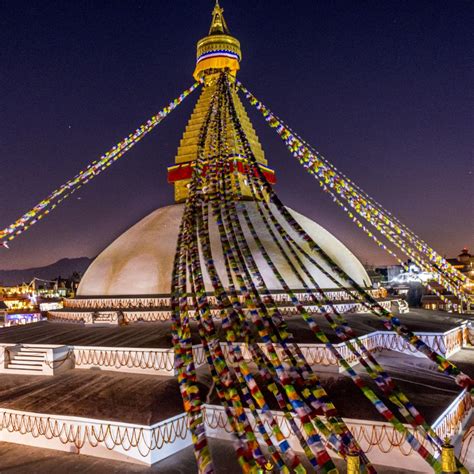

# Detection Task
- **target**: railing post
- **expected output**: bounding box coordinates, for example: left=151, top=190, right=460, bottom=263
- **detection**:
left=441, top=439, right=456, bottom=473
left=346, top=452, right=360, bottom=473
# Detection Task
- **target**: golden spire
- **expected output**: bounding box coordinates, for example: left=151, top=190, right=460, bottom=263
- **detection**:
left=193, top=1, right=241, bottom=81
left=167, top=1, right=275, bottom=203
left=209, top=1, right=230, bottom=35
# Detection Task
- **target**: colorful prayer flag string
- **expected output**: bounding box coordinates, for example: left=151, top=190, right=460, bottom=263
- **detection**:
left=171, top=72, right=470, bottom=474
left=0, top=82, right=200, bottom=248
left=236, top=81, right=470, bottom=302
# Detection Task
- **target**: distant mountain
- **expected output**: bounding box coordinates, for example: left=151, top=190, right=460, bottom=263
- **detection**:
left=0, top=257, right=93, bottom=286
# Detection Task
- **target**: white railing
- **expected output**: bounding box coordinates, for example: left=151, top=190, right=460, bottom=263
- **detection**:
left=64, top=296, right=170, bottom=310
left=202, top=396, right=473, bottom=472
left=38, top=322, right=471, bottom=374
left=50, top=297, right=396, bottom=324
left=48, top=311, right=93, bottom=324
left=62, top=288, right=390, bottom=311
left=205, top=322, right=469, bottom=369
left=202, top=404, right=432, bottom=470
left=0, top=394, right=470, bottom=468
left=371, top=322, right=468, bottom=358
left=0, top=408, right=190, bottom=465
left=123, top=311, right=171, bottom=322
left=431, top=389, right=473, bottom=439
left=73, top=346, right=175, bottom=375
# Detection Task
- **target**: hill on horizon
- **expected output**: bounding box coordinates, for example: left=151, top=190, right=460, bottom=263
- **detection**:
left=0, top=257, right=93, bottom=286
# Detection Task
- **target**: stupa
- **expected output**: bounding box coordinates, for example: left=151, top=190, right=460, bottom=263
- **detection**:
left=54, top=2, right=393, bottom=324
left=0, top=3, right=467, bottom=473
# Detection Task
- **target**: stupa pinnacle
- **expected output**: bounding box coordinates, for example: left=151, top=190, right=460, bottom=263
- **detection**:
left=78, top=2, right=372, bottom=296
left=193, top=0, right=241, bottom=81
left=167, top=2, right=275, bottom=202
left=208, top=1, right=230, bottom=35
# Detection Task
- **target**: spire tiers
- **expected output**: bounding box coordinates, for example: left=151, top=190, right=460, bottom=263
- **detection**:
left=167, top=83, right=273, bottom=202
left=167, top=2, right=276, bottom=203
left=193, top=2, right=241, bottom=81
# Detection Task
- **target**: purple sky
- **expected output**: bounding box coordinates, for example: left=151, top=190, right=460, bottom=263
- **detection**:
left=1, top=0, right=472, bottom=270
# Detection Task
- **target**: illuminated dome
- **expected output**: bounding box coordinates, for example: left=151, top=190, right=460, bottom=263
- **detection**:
left=78, top=202, right=371, bottom=296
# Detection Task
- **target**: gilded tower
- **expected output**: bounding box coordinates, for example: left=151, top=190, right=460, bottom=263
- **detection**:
left=167, top=1, right=275, bottom=202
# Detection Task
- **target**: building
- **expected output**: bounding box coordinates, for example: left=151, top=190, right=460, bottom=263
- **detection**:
left=421, top=248, right=474, bottom=313
left=448, top=248, right=474, bottom=290
left=0, top=280, right=66, bottom=325
left=0, top=301, right=7, bottom=321
left=0, top=284, right=35, bottom=312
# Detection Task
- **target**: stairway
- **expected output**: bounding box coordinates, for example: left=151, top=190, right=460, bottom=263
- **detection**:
left=89, top=311, right=119, bottom=325
left=0, top=344, right=71, bottom=376
left=7, top=346, right=48, bottom=374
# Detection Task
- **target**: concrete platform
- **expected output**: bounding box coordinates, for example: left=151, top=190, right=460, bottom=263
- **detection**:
left=0, top=370, right=206, bottom=425
left=0, top=309, right=467, bottom=347
left=448, top=347, right=474, bottom=375
left=0, top=355, right=463, bottom=426
left=0, top=309, right=469, bottom=469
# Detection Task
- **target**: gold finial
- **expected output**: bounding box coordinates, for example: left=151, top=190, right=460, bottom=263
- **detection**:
left=346, top=452, right=360, bottom=474
left=193, top=0, right=241, bottom=81
left=210, top=0, right=229, bottom=34
left=263, top=461, right=274, bottom=472
left=441, top=438, right=457, bottom=473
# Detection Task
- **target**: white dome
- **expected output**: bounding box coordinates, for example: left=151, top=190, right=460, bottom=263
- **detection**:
left=78, top=202, right=371, bottom=296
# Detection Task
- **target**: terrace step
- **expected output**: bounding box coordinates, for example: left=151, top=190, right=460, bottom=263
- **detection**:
left=14, top=354, right=44, bottom=361
left=1, top=346, right=56, bottom=375
left=10, top=356, right=44, bottom=367
left=5, top=366, right=44, bottom=374
left=7, top=363, right=43, bottom=371
left=21, top=347, right=50, bottom=352
left=0, top=344, right=71, bottom=376
left=11, top=353, right=44, bottom=360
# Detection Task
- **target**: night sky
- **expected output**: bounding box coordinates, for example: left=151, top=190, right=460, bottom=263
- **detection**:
left=1, top=0, right=472, bottom=271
